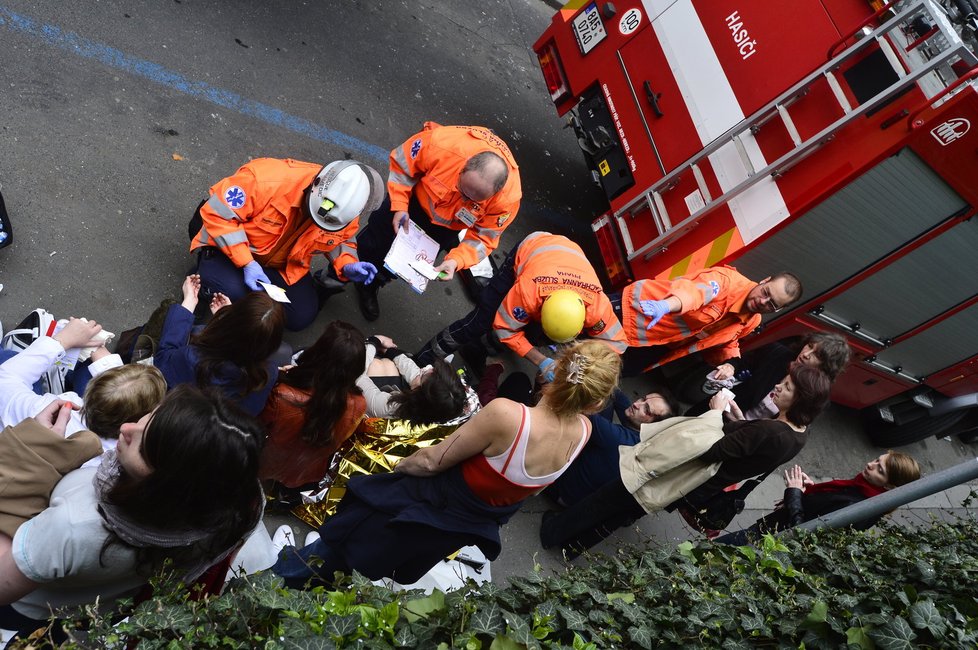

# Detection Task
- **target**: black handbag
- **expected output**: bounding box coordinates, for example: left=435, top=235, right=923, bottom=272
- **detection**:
left=682, top=470, right=773, bottom=532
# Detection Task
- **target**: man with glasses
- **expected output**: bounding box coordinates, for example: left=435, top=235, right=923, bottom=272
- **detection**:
left=612, top=267, right=802, bottom=376
left=353, top=122, right=522, bottom=321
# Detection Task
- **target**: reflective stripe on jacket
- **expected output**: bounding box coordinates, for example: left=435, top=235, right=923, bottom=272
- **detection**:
left=621, top=266, right=761, bottom=368
left=190, top=158, right=359, bottom=285
left=388, top=122, right=521, bottom=270
left=493, top=231, right=626, bottom=358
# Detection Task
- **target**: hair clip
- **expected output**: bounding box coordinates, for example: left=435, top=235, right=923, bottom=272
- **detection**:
left=566, top=353, right=587, bottom=385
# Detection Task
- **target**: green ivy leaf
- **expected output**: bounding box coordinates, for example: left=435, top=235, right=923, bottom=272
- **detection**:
left=503, top=609, right=536, bottom=646
left=908, top=599, right=947, bottom=636
left=845, top=626, right=874, bottom=649
left=535, top=599, right=558, bottom=621
left=869, top=617, right=917, bottom=650
left=402, top=590, right=446, bottom=623
left=677, top=541, right=695, bottom=558
left=322, top=613, right=360, bottom=639
left=489, top=634, right=524, bottom=650
left=804, top=600, right=828, bottom=624
left=392, top=626, right=417, bottom=648
left=606, top=592, right=635, bottom=604
left=557, top=604, right=588, bottom=631
left=279, top=635, right=338, bottom=650
left=627, top=625, right=654, bottom=650
left=470, top=601, right=505, bottom=635
left=572, top=632, right=597, bottom=650
left=913, top=560, right=937, bottom=586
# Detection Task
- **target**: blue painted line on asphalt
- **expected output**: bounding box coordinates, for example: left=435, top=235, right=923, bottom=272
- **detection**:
left=0, top=5, right=569, bottom=228
left=0, top=5, right=389, bottom=163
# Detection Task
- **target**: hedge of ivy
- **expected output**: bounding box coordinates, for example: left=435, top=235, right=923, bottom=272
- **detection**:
left=26, top=516, right=978, bottom=649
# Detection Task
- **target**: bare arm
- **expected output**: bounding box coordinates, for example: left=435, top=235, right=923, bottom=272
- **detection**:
left=0, top=533, right=39, bottom=606
left=394, top=400, right=513, bottom=477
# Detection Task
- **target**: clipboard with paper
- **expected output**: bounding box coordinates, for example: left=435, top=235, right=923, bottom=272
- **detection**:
left=383, top=220, right=441, bottom=294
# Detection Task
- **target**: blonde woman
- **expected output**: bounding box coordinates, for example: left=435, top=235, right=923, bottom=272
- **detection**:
left=273, top=340, right=622, bottom=588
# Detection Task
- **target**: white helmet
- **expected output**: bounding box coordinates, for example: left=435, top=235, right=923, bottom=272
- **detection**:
left=308, top=161, right=384, bottom=231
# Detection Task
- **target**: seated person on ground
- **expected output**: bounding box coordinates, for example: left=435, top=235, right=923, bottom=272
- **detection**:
left=154, top=274, right=285, bottom=416
left=258, top=321, right=367, bottom=489
left=715, top=451, right=920, bottom=545
left=687, top=332, right=850, bottom=420
left=356, top=334, right=467, bottom=425
left=540, top=364, right=831, bottom=558
left=272, top=340, right=620, bottom=589
left=0, top=317, right=166, bottom=462
left=545, top=385, right=679, bottom=507
left=0, top=385, right=264, bottom=643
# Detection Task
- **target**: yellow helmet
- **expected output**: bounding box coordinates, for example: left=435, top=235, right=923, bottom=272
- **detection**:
left=541, top=289, right=586, bottom=343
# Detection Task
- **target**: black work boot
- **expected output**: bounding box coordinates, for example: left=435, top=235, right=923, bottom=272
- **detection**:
left=356, top=281, right=380, bottom=321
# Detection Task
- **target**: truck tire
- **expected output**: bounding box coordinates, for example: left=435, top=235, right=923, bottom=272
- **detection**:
left=867, top=409, right=969, bottom=447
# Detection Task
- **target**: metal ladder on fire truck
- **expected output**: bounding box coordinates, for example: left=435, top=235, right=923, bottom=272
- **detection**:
left=617, top=0, right=978, bottom=264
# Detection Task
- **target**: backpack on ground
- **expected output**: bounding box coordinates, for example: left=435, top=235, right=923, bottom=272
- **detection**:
left=0, top=309, right=69, bottom=394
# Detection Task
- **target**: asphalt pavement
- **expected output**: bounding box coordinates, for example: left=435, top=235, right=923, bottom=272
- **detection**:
left=0, top=1, right=974, bottom=588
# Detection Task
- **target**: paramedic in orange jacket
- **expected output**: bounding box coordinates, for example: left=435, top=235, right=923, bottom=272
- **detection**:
left=416, top=231, right=626, bottom=380
left=613, top=268, right=802, bottom=377
left=189, top=158, right=383, bottom=331
left=354, top=122, right=522, bottom=321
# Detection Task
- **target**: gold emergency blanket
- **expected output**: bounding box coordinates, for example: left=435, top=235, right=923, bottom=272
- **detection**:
left=291, top=417, right=460, bottom=528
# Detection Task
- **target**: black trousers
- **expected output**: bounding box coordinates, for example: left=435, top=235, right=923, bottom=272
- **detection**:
left=539, top=475, right=646, bottom=559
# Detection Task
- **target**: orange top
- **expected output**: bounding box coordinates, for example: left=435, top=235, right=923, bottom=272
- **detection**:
left=190, top=158, right=360, bottom=285
left=388, top=122, right=521, bottom=270
left=493, top=231, right=626, bottom=358
left=620, top=266, right=761, bottom=369
left=257, top=383, right=366, bottom=488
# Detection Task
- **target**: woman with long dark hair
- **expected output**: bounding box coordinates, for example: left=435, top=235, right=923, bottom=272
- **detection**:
left=356, top=334, right=467, bottom=425
left=258, top=321, right=367, bottom=488
left=0, top=385, right=264, bottom=640
left=273, top=340, right=621, bottom=588
left=155, top=274, right=285, bottom=415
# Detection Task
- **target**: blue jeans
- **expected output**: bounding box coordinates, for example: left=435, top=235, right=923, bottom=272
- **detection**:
left=271, top=538, right=351, bottom=590
left=195, top=248, right=319, bottom=332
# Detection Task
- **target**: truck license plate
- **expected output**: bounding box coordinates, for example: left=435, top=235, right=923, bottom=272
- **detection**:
left=572, top=3, right=606, bottom=55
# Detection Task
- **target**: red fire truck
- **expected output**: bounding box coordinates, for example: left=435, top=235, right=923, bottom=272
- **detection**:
left=534, top=0, right=978, bottom=445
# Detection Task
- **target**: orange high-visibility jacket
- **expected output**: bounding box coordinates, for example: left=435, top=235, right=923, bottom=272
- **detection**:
left=621, top=266, right=761, bottom=368
left=493, top=232, right=626, bottom=358
left=190, top=158, right=359, bottom=286
left=388, top=122, right=521, bottom=270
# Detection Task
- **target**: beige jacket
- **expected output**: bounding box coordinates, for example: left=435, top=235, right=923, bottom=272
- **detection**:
left=0, top=419, right=102, bottom=536
left=619, top=411, right=725, bottom=514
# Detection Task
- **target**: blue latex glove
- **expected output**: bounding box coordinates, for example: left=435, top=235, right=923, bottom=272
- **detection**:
left=242, top=261, right=271, bottom=291
left=639, top=299, right=671, bottom=330
left=343, top=261, right=377, bottom=284
left=538, top=357, right=556, bottom=383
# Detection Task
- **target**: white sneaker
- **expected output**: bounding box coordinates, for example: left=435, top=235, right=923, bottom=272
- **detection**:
left=304, top=531, right=320, bottom=547
left=271, top=525, right=294, bottom=554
